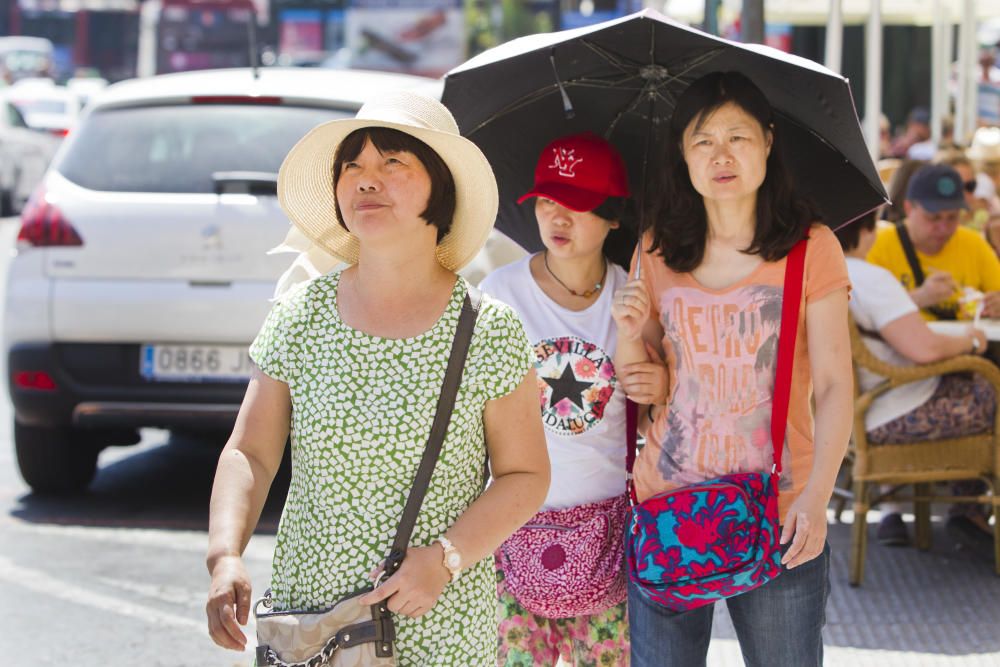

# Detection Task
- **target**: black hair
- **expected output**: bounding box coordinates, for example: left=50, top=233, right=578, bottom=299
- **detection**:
left=592, top=195, right=638, bottom=269
left=833, top=210, right=878, bottom=252
left=332, top=127, right=457, bottom=242
left=646, top=71, right=818, bottom=272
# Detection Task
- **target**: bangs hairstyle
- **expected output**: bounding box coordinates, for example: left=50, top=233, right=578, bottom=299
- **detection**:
left=646, top=71, right=818, bottom=272
left=332, top=127, right=457, bottom=242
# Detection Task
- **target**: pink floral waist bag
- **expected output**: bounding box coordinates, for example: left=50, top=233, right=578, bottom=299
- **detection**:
left=498, top=489, right=629, bottom=618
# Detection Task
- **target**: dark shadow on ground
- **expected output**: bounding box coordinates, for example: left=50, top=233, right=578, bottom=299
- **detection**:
left=8, top=430, right=290, bottom=532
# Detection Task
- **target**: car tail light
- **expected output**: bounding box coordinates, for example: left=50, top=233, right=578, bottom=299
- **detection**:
left=49, top=128, right=69, bottom=138
left=13, top=371, right=57, bottom=391
left=17, top=188, right=83, bottom=247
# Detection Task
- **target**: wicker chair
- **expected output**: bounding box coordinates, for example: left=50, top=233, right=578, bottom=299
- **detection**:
left=847, top=313, right=1000, bottom=585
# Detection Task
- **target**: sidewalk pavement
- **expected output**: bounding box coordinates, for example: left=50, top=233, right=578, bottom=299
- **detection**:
left=704, top=509, right=1000, bottom=666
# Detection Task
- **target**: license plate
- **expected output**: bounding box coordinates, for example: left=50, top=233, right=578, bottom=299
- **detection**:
left=140, top=344, right=253, bottom=382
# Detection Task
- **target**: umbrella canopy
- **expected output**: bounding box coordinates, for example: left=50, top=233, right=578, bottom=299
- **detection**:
left=442, top=9, right=887, bottom=261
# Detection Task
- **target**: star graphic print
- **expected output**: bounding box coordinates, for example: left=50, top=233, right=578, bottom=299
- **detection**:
left=535, top=335, right=616, bottom=436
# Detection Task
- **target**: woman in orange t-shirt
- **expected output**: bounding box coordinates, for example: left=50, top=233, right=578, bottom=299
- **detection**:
left=612, top=72, right=853, bottom=667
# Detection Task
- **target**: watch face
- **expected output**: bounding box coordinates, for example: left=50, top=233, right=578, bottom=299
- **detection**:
left=446, top=552, right=461, bottom=569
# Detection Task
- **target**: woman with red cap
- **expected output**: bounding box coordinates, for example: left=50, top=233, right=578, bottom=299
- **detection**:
left=481, top=132, right=668, bottom=666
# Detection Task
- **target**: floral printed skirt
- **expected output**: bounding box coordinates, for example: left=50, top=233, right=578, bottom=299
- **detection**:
left=867, top=373, right=995, bottom=444
left=497, top=569, right=629, bottom=667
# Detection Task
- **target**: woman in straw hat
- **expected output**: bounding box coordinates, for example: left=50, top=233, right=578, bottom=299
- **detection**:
left=205, top=91, right=549, bottom=666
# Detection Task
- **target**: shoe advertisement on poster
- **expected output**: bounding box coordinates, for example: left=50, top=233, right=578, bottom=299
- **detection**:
left=346, top=0, right=464, bottom=77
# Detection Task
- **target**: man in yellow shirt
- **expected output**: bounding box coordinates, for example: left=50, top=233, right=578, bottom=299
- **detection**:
left=867, top=164, right=1000, bottom=320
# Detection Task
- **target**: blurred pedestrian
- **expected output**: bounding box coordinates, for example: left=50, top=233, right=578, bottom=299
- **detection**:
left=889, top=107, right=931, bottom=159
left=614, top=71, right=852, bottom=667
left=878, top=113, right=893, bottom=159
left=205, top=92, right=550, bottom=666
left=908, top=115, right=957, bottom=161
left=481, top=132, right=668, bottom=667
left=969, top=126, right=1000, bottom=214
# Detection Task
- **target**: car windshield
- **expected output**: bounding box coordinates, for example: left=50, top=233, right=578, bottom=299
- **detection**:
left=58, top=104, right=352, bottom=193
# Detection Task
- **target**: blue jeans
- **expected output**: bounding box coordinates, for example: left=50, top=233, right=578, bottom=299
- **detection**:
left=628, top=542, right=831, bottom=667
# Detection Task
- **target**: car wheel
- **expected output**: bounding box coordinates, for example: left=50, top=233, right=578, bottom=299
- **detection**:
left=13, top=420, right=100, bottom=494
left=0, top=190, right=13, bottom=217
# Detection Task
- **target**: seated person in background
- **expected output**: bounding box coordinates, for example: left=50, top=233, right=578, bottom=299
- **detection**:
left=839, top=212, right=995, bottom=549
left=933, top=150, right=992, bottom=233
left=967, top=127, right=1000, bottom=257
left=867, top=164, right=1000, bottom=320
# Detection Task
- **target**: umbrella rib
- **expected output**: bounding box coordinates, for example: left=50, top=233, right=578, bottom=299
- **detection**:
left=579, top=39, right=645, bottom=73
left=465, top=84, right=562, bottom=136
left=467, top=73, right=639, bottom=135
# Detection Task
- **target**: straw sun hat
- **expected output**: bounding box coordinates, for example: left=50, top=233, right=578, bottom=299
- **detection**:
left=967, top=126, right=1000, bottom=163
left=277, top=91, right=499, bottom=272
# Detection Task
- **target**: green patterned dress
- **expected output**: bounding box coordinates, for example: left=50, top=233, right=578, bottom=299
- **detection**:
left=249, top=271, right=534, bottom=666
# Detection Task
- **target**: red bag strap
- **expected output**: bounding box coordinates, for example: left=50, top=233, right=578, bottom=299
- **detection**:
left=626, top=398, right=639, bottom=503
left=771, top=235, right=808, bottom=474
left=625, top=234, right=808, bottom=500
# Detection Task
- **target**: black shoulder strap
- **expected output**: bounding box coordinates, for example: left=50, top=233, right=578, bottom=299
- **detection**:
left=895, top=222, right=925, bottom=287
left=895, top=222, right=958, bottom=320
left=381, top=284, right=483, bottom=578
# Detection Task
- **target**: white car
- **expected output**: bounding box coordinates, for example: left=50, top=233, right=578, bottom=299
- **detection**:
left=0, top=92, right=61, bottom=215
left=5, top=67, right=441, bottom=493
left=7, top=79, right=82, bottom=137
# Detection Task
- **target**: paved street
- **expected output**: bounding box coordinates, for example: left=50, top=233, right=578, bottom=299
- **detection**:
left=1, top=216, right=999, bottom=666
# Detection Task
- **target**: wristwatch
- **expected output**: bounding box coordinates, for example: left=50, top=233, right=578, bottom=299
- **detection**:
left=436, top=536, right=462, bottom=583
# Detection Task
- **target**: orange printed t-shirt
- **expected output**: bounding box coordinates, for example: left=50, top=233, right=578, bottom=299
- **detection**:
left=632, top=224, right=850, bottom=520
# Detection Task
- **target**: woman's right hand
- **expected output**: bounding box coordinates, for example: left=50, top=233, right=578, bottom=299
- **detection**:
left=206, top=555, right=252, bottom=651
left=612, top=280, right=652, bottom=342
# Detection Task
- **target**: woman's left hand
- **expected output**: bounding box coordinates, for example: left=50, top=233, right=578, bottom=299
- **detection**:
left=357, top=545, right=451, bottom=618
left=779, top=489, right=829, bottom=569
left=618, top=360, right=669, bottom=405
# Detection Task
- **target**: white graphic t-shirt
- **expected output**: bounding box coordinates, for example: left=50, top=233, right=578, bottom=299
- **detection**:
left=481, top=256, right=628, bottom=510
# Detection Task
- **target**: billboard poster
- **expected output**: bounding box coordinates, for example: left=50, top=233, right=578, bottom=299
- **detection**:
left=280, top=9, right=325, bottom=56
left=346, top=0, right=464, bottom=77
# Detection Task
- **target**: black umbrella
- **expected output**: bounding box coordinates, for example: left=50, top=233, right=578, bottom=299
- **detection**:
left=442, top=9, right=887, bottom=265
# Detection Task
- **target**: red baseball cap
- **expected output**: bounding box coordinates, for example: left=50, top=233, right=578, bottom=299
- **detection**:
left=517, top=132, right=630, bottom=212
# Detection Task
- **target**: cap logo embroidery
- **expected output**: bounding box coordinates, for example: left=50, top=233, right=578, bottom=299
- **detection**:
left=550, top=147, right=583, bottom=178
left=937, top=176, right=957, bottom=197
